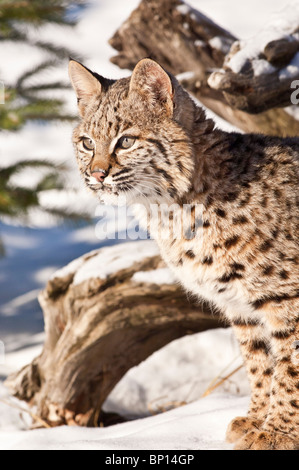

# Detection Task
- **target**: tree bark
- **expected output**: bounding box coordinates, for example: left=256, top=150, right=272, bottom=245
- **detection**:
left=6, top=242, right=225, bottom=427
left=109, top=0, right=299, bottom=136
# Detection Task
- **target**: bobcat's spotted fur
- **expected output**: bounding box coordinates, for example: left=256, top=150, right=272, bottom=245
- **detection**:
left=69, top=58, right=299, bottom=450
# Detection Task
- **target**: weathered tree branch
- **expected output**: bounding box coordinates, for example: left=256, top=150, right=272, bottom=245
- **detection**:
left=6, top=243, right=225, bottom=427
left=109, top=0, right=299, bottom=136
left=209, top=24, right=299, bottom=113
left=110, top=0, right=235, bottom=76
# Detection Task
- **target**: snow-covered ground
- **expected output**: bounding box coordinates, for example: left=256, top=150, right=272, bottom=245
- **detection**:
left=0, top=0, right=292, bottom=451
left=0, top=391, right=249, bottom=450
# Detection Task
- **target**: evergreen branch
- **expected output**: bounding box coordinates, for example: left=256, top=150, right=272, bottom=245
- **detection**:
left=0, top=27, right=27, bottom=42
left=0, top=33, right=82, bottom=60
left=35, top=172, right=65, bottom=192
left=21, top=82, right=71, bottom=92
left=16, top=60, right=72, bottom=101
left=22, top=112, right=76, bottom=123
left=16, top=60, right=57, bottom=90
left=18, top=82, right=72, bottom=102
left=0, top=187, right=38, bottom=216
left=32, top=40, right=83, bottom=61
left=0, top=0, right=87, bottom=243
left=0, top=1, right=75, bottom=26
left=41, top=205, right=91, bottom=224
left=0, top=98, right=76, bottom=130
left=0, top=160, right=66, bottom=180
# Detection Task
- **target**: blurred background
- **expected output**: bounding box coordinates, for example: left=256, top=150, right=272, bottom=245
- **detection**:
left=0, top=0, right=140, bottom=344
left=0, top=0, right=294, bottom=438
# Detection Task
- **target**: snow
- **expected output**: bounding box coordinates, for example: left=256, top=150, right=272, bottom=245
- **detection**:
left=72, top=241, right=159, bottom=285
left=279, top=51, right=299, bottom=79
left=176, top=4, right=191, bottom=16
left=105, top=328, right=248, bottom=419
left=0, top=384, right=33, bottom=432
left=208, top=37, right=231, bottom=55
left=0, top=327, right=248, bottom=450
left=38, top=189, right=98, bottom=221
left=176, top=71, right=196, bottom=81
left=50, top=253, right=90, bottom=282
left=226, top=2, right=299, bottom=74
left=251, top=59, right=276, bottom=77
left=132, top=268, right=177, bottom=285
left=207, top=69, right=225, bottom=90
left=285, top=105, right=299, bottom=120
left=0, top=0, right=291, bottom=451
left=0, top=394, right=249, bottom=450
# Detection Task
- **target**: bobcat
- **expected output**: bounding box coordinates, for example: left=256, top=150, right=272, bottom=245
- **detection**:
left=69, top=58, right=299, bottom=450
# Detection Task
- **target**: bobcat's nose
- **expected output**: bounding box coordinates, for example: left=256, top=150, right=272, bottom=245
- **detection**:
left=91, top=168, right=107, bottom=183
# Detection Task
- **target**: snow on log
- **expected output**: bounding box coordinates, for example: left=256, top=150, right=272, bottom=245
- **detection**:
left=209, top=3, right=299, bottom=113
left=6, top=241, right=225, bottom=427
left=109, top=0, right=299, bottom=136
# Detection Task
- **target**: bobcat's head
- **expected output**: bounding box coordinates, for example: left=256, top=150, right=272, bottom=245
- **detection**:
left=69, top=58, right=196, bottom=206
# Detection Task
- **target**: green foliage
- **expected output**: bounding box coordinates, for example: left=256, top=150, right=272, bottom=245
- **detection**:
left=0, top=0, right=90, bottom=254
left=0, top=161, right=60, bottom=217
left=0, top=0, right=73, bottom=28
left=0, top=87, right=74, bottom=131
left=0, top=0, right=84, bottom=123
left=0, top=89, right=75, bottom=131
left=0, top=0, right=87, bottom=36
left=0, top=159, right=88, bottom=220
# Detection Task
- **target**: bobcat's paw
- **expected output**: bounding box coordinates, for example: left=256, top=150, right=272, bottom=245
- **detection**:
left=226, top=416, right=262, bottom=443
left=234, top=430, right=299, bottom=450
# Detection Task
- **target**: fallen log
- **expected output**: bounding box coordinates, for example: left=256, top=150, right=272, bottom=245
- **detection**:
left=6, top=241, right=225, bottom=427
left=109, top=0, right=299, bottom=136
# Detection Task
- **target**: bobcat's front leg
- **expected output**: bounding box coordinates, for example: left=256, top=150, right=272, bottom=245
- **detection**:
left=235, top=305, right=299, bottom=450
left=226, top=320, right=273, bottom=443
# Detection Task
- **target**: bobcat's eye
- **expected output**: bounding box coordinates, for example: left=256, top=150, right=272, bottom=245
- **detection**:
left=117, top=136, right=136, bottom=150
left=82, top=137, right=95, bottom=151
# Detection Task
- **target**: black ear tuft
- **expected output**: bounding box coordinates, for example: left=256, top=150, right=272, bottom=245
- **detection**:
left=68, top=60, right=112, bottom=117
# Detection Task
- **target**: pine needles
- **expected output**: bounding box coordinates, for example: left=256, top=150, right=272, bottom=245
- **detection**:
left=0, top=0, right=91, bottom=253
left=0, top=0, right=85, bottom=131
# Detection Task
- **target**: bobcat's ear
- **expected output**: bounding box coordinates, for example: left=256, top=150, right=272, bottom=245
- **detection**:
left=69, top=60, right=102, bottom=117
left=129, top=59, right=174, bottom=116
